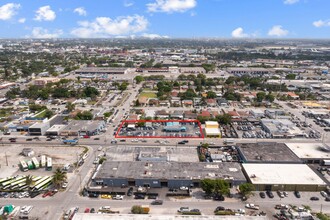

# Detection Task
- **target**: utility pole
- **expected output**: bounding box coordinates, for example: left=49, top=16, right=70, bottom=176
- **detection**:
left=5, top=152, right=8, bottom=166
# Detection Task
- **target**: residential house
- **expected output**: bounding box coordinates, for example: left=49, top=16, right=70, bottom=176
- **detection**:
left=182, top=100, right=193, bottom=107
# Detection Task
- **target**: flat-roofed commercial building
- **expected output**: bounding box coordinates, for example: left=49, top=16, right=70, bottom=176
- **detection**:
left=242, top=163, right=327, bottom=191
left=75, top=67, right=129, bottom=75
left=205, top=121, right=221, bottom=138
left=237, top=142, right=302, bottom=164
left=285, top=142, right=330, bottom=164
left=90, top=161, right=246, bottom=191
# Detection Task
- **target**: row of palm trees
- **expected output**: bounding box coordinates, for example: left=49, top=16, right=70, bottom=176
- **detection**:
left=24, top=168, right=67, bottom=192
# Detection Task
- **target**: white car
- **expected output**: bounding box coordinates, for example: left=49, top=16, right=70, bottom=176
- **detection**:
left=98, top=146, right=103, bottom=151
left=62, top=182, right=68, bottom=188
left=113, top=195, right=124, bottom=200
left=180, top=186, right=189, bottom=191
left=245, top=203, right=259, bottom=210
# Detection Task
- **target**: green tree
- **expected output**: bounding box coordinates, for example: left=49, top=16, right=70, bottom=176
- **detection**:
left=52, top=168, right=67, bottom=189
left=239, top=183, right=255, bottom=197
left=207, top=91, right=217, bottom=99
left=285, top=73, right=296, bottom=80
left=119, top=82, right=129, bottom=92
left=135, top=76, right=144, bottom=84
left=200, top=179, right=215, bottom=195
left=214, top=179, right=230, bottom=196
left=83, top=86, right=100, bottom=98
left=131, top=205, right=146, bottom=214
left=216, top=114, right=232, bottom=125
left=103, top=112, right=112, bottom=118
left=265, top=93, right=275, bottom=102
left=202, top=63, right=215, bottom=73
left=256, top=92, right=266, bottom=102
left=44, top=109, right=54, bottom=118
left=75, top=111, right=93, bottom=120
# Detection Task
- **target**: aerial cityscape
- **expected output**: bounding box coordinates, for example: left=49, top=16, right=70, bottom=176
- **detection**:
left=0, top=0, right=330, bottom=220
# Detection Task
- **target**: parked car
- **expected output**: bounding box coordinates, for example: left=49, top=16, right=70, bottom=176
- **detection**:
left=177, top=141, right=186, bottom=145
left=127, top=187, right=133, bottom=196
left=214, top=206, right=225, bottom=212
left=310, top=196, right=319, bottom=201
left=266, top=191, right=274, bottom=198
left=245, top=203, right=260, bottom=210
left=178, top=207, right=190, bottom=213
left=179, top=186, right=189, bottom=190
left=151, top=200, right=163, bottom=205
left=259, top=192, right=266, bottom=198
left=84, top=208, right=90, bottom=213
left=113, top=195, right=124, bottom=200
left=294, top=191, right=301, bottom=198
left=90, top=208, right=95, bottom=213
left=321, top=191, right=328, bottom=197
left=134, top=194, right=145, bottom=200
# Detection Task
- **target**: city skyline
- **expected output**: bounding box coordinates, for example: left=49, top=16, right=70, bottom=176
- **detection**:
left=0, top=0, right=330, bottom=39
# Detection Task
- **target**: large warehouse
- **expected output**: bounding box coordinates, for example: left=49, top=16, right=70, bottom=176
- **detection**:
left=242, top=163, right=327, bottom=191
left=90, top=161, right=246, bottom=192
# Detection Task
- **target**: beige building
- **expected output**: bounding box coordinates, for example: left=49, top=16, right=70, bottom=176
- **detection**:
left=204, top=121, right=221, bottom=138
left=34, top=77, right=60, bottom=86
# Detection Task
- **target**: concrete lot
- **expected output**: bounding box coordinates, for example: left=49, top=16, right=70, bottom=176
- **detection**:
left=0, top=144, right=85, bottom=178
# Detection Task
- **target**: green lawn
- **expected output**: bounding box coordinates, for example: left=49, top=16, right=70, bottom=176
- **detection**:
left=139, top=91, right=157, bottom=99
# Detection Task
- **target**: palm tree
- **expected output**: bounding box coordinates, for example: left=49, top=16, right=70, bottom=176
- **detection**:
left=25, top=175, right=34, bottom=192
left=66, top=102, right=75, bottom=113
left=52, top=168, right=67, bottom=189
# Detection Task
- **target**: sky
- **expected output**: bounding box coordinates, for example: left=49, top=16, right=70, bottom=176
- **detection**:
left=0, top=0, right=329, bottom=39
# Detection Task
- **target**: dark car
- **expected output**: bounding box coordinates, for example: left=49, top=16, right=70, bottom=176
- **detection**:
left=214, top=206, right=225, bottom=212
left=26, top=138, right=32, bottom=141
left=294, top=191, right=301, bottom=198
left=310, top=196, right=319, bottom=201
left=120, top=139, right=126, bottom=142
left=266, top=191, right=274, bottom=198
left=151, top=200, right=163, bottom=205
left=94, top=137, right=100, bottom=140
left=325, top=197, right=330, bottom=202
left=90, top=208, right=95, bottom=213
left=127, top=187, right=133, bottom=196
left=134, top=194, right=145, bottom=199
left=177, top=141, right=186, bottom=145
left=259, top=192, right=266, bottom=198
left=213, top=195, right=225, bottom=201
left=190, top=209, right=200, bottom=213
left=182, top=140, right=189, bottom=143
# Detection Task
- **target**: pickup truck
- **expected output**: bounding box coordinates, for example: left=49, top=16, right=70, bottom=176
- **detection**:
left=245, top=203, right=260, bottom=210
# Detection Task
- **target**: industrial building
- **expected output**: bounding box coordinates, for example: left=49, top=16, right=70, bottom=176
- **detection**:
left=242, top=163, right=327, bottom=191
left=90, top=161, right=246, bottom=191
left=59, top=120, right=106, bottom=136
left=261, top=119, right=306, bottom=138
left=285, top=142, right=330, bottom=164
left=75, top=67, right=129, bottom=75
left=163, top=122, right=186, bottom=132
left=237, top=142, right=302, bottom=164
left=204, top=121, right=221, bottom=138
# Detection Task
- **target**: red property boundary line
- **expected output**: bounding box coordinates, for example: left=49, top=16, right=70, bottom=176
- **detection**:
left=115, top=119, right=204, bottom=139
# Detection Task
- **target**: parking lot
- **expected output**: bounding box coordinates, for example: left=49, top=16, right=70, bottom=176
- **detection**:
left=117, top=121, right=202, bottom=138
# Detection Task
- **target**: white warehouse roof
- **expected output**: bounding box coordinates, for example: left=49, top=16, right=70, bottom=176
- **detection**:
left=243, top=163, right=326, bottom=186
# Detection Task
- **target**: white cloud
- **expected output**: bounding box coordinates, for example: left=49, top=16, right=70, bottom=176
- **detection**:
left=18, top=18, right=26, bottom=23
left=284, top=0, right=299, bottom=4
left=147, top=0, right=197, bottom=13
left=141, top=33, right=169, bottom=39
left=71, top=15, right=148, bottom=38
left=34, top=5, right=56, bottom=21
left=124, top=0, right=134, bottom=7
left=313, top=19, right=330, bottom=28
left=268, top=25, right=289, bottom=37
left=30, top=27, right=63, bottom=38
left=0, top=3, right=20, bottom=20
left=231, top=27, right=249, bottom=38
left=74, top=7, right=87, bottom=16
